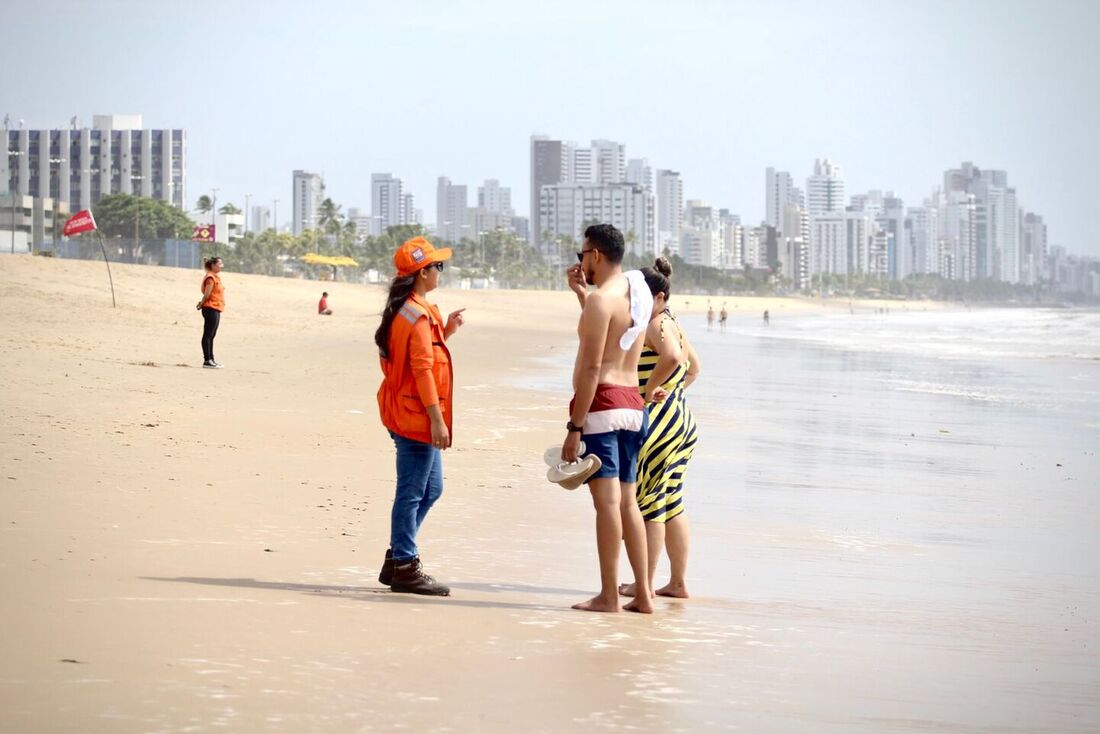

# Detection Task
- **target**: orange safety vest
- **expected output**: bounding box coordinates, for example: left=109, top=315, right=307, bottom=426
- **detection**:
left=376, top=294, right=454, bottom=445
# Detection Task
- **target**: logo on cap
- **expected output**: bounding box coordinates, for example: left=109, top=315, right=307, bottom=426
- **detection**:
left=411, top=248, right=425, bottom=262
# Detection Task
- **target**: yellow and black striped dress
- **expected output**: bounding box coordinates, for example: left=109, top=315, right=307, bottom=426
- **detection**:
left=636, top=313, right=698, bottom=523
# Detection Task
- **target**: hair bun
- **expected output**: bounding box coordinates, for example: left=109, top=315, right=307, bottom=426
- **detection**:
left=654, top=256, right=673, bottom=278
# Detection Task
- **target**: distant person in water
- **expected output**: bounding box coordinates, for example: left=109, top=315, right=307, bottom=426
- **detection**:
left=719, top=303, right=728, bottom=330
left=706, top=304, right=715, bottom=330
left=763, top=309, right=770, bottom=326
left=318, top=291, right=333, bottom=315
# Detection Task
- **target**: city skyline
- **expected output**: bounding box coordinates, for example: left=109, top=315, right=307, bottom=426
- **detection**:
left=3, top=0, right=1099, bottom=257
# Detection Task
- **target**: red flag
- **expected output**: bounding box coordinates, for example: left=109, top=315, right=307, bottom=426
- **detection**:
left=192, top=224, right=216, bottom=243
left=63, top=209, right=97, bottom=237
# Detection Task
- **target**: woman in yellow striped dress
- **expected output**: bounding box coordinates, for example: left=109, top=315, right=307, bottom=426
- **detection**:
left=621, top=257, right=700, bottom=599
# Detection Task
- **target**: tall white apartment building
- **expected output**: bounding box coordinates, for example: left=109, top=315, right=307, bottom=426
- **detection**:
left=436, top=177, right=469, bottom=242
left=625, top=158, right=652, bottom=191
left=1021, top=212, right=1046, bottom=285
left=906, top=206, right=939, bottom=275
left=765, top=167, right=801, bottom=234
left=655, top=169, right=683, bottom=255
left=292, top=169, right=323, bottom=235
left=371, top=173, right=404, bottom=232
left=477, top=179, right=512, bottom=215
left=2, top=114, right=186, bottom=212
left=539, top=183, right=654, bottom=259
left=805, top=158, right=845, bottom=216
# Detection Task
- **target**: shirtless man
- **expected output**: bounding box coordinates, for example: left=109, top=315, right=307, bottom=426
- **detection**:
left=563, top=224, right=654, bottom=614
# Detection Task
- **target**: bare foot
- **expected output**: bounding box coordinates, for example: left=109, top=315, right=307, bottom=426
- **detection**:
left=572, top=595, right=620, bottom=613
left=655, top=582, right=689, bottom=599
left=618, top=582, right=656, bottom=598
left=623, top=597, right=654, bottom=614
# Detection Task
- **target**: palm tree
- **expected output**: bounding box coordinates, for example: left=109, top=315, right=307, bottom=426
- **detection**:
left=196, top=195, right=212, bottom=221
left=218, top=202, right=241, bottom=215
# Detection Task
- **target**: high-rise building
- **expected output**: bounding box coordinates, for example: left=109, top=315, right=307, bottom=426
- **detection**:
left=765, top=168, right=801, bottom=234
left=371, top=173, right=404, bottom=232
left=2, top=114, right=186, bottom=212
left=625, top=158, right=652, bottom=191
left=943, top=162, right=1013, bottom=280
left=877, top=194, right=907, bottom=278
left=906, top=206, right=939, bottom=275
left=592, top=139, right=626, bottom=184
left=436, top=176, right=468, bottom=242
left=477, top=179, right=512, bottom=215
left=1021, top=212, right=1047, bottom=285
left=251, top=205, right=271, bottom=233
left=805, top=158, right=845, bottom=217
left=402, top=193, right=421, bottom=225
left=539, top=183, right=654, bottom=260
left=292, top=169, right=323, bottom=235
left=655, top=169, right=683, bottom=255
left=530, top=135, right=567, bottom=242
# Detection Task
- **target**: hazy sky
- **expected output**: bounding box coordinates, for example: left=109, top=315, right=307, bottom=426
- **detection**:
left=4, top=0, right=1099, bottom=255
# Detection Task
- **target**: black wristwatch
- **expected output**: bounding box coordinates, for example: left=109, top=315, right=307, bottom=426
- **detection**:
left=566, top=421, right=584, bottom=433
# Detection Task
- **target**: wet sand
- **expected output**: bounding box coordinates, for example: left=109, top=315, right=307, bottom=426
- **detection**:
left=1, top=256, right=1096, bottom=732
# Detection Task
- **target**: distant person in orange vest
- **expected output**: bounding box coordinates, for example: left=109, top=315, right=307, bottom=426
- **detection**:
left=374, top=237, right=466, bottom=596
left=318, top=291, right=333, bottom=315
left=196, top=257, right=225, bottom=369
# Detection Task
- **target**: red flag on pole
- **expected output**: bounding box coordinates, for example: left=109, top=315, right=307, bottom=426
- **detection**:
left=63, top=209, right=97, bottom=237
left=192, top=224, right=216, bottom=243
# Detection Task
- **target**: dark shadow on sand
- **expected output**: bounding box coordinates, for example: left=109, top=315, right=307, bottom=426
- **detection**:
left=141, top=576, right=566, bottom=612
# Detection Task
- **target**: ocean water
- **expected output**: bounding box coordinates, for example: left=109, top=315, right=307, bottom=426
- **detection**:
left=675, top=307, right=1100, bottom=731
left=510, top=307, right=1099, bottom=730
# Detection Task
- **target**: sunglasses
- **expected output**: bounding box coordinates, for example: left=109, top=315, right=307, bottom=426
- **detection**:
left=576, top=248, right=595, bottom=262
left=430, top=261, right=445, bottom=271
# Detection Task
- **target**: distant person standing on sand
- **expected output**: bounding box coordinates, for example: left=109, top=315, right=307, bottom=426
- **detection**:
left=564, top=223, right=654, bottom=613
left=318, top=291, right=333, bottom=315
left=763, top=309, right=770, bottom=326
left=619, top=256, right=700, bottom=600
left=707, top=303, right=715, bottom=330
left=196, top=257, right=225, bottom=369
left=719, top=303, right=728, bottom=330
left=374, top=236, right=465, bottom=596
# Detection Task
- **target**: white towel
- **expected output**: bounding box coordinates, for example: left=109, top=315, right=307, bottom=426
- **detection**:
left=620, top=270, right=654, bottom=350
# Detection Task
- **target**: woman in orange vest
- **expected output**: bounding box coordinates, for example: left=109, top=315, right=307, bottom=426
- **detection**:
left=196, top=256, right=225, bottom=369
left=375, top=236, right=465, bottom=596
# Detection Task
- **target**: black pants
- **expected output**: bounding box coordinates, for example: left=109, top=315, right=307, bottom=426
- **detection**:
left=201, top=307, right=221, bottom=363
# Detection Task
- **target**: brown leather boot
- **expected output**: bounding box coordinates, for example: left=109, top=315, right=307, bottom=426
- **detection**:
left=390, top=557, right=450, bottom=596
left=378, top=548, right=394, bottom=586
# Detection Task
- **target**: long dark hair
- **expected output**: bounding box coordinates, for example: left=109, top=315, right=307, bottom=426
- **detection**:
left=374, top=274, right=418, bottom=359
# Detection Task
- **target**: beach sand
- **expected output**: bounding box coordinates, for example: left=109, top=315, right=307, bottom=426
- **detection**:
left=1, top=256, right=1096, bottom=733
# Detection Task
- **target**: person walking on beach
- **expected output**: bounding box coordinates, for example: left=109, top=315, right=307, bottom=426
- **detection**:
left=318, top=291, right=333, bottom=315
left=706, top=303, right=715, bottom=331
left=374, top=236, right=466, bottom=596
left=719, top=303, right=728, bottom=331
left=763, top=309, right=770, bottom=326
left=620, top=257, right=700, bottom=599
left=564, top=223, right=654, bottom=613
left=196, top=256, right=225, bottom=369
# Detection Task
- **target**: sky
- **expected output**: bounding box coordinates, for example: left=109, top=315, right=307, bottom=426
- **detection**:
left=4, top=0, right=1099, bottom=256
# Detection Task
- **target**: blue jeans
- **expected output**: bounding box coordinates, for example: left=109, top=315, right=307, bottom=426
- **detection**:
left=389, top=432, right=444, bottom=562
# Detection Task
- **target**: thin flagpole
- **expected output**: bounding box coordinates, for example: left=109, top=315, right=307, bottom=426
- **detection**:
left=94, top=230, right=117, bottom=308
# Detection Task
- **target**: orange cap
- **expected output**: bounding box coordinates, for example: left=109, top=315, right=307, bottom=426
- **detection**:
left=394, top=236, right=453, bottom=276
